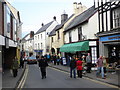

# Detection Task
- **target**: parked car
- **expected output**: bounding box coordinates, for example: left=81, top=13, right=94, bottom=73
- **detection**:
left=27, top=55, right=37, bottom=64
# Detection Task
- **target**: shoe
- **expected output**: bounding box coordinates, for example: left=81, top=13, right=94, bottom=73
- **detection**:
left=70, top=76, right=72, bottom=78
left=42, top=77, right=44, bottom=79
left=102, top=77, right=106, bottom=79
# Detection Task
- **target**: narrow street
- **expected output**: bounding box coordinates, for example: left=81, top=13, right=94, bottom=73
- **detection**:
left=23, top=64, right=117, bottom=89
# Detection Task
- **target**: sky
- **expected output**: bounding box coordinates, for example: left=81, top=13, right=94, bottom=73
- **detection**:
left=7, top=0, right=94, bottom=38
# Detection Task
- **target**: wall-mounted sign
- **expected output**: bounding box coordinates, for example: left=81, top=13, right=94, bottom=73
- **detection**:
left=100, top=34, right=120, bottom=42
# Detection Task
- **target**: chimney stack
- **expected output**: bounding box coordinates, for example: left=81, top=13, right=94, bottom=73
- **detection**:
left=30, top=31, right=34, bottom=38
left=73, top=2, right=87, bottom=15
left=61, top=11, right=68, bottom=24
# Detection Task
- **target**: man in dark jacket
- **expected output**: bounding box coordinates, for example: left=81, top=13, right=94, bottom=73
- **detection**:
left=38, top=56, right=48, bottom=79
left=70, top=56, right=76, bottom=78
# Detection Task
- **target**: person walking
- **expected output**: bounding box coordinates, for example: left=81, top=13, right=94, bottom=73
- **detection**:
left=56, top=55, right=60, bottom=65
left=76, top=58, right=83, bottom=78
left=103, top=56, right=107, bottom=77
left=86, top=53, right=92, bottom=73
left=20, top=56, right=24, bottom=68
left=38, top=56, right=48, bottom=79
left=70, top=56, right=76, bottom=78
left=96, top=55, right=105, bottom=79
left=53, top=54, right=57, bottom=65
left=12, top=57, right=19, bottom=77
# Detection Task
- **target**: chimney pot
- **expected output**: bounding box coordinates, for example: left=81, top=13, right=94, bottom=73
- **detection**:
left=41, top=23, right=44, bottom=26
left=53, top=16, right=56, bottom=21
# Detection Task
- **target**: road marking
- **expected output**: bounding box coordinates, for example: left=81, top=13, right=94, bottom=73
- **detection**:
left=20, top=65, right=29, bottom=89
left=16, top=65, right=29, bottom=90
left=49, top=66, right=119, bottom=89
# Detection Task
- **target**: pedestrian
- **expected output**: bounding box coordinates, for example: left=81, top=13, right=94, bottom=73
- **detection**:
left=103, top=56, right=107, bottom=77
left=53, top=54, right=57, bottom=65
left=56, top=55, right=60, bottom=65
left=38, top=56, right=48, bottom=79
left=76, top=57, right=83, bottom=78
left=69, top=56, right=76, bottom=78
left=11, top=56, right=19, bottom=77
left=96, top=55, right=105, bottom=79
left=20, top=56, right=24, bottom=68
left=86, top=53, right=92, bottom=73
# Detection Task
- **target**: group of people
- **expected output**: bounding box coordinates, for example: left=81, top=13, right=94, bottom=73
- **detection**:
left=69, top=53, right=92, bottom=78
left=11, top=55, right=25, bottom=77
left=69, top=53, right=108, bottom=79
left=11, top=52, right=108, bottom=80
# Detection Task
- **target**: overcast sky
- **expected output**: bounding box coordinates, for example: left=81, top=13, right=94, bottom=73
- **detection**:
left=7, top=0, right=94, bottom=37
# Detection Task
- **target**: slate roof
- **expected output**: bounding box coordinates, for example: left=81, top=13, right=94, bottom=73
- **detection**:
left=49, top=14, right=74, bottom=36
left=22, top=33, right=29, bottom=40
left=35, top=21, right=53, bottom=34
left=49, top=25, right=60, bottom=36
left=64, top=6, right=97, bottom=32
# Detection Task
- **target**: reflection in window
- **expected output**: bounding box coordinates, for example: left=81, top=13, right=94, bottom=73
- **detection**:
left=113, top=8, right=120, bottom=28
left=7, top=6, right=11, bottom=33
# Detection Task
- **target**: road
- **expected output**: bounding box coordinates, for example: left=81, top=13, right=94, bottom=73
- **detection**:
left=23, top=64, right=118, bottom=89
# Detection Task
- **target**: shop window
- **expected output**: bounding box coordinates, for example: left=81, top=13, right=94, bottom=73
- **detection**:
left=91, top=47, right=97, bottom=63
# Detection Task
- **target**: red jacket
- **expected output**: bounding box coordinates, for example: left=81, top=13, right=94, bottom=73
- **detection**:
left=76, top=60, right=83, bottom=70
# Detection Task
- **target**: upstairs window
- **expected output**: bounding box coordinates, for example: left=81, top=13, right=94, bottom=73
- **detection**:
left=57, top=31, right=60, bottom=40
left=69, top=31, right=72, bottom=43
left=41, top=34, right=42, bottom=39
left=41, top=43, right=43, bottom=49
left=78, top=27, right=82, bottom=40
left=113, top=7, right=120, bottom=28
left=52, top=37, right=54, bottom=42
left=7, top=7, right=11, bottom=33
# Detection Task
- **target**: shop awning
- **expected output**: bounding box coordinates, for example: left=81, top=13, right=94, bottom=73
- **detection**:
left=60, top=41, right=89, bottom=52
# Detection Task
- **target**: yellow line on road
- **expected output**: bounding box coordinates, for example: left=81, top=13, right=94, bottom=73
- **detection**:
left=16, top=65, right=29, bottom=90
left=49, top=66, right=119, bottom=89
left=20, top=65, right=29, bottom=89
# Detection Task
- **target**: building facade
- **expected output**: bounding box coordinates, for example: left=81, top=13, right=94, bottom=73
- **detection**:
left=0, top=0, right=22, bottom=69
left=34, top=17, right=58, bottom=56
left=21, top=31, right=34, bottom=57
left=49, top=2, right=87, bottom=56
left=97, top=0, right=120, bottom=64
left=60, top=6, right=99, bottom=64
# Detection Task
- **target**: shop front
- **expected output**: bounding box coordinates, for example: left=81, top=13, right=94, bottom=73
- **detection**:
left=60, top=40, right=99, bottom=65
left=99, top=34, right=120, bottom=65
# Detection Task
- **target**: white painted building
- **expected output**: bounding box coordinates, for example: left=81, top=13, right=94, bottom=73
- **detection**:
left=61, top=6, right=99, bottom=63
left=34, top=17, right=58, bottom=56
left=21, top=31, right=34, bottom=56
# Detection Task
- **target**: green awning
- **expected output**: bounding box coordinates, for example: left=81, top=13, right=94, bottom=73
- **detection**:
left=60, top=41, right=89, bottom=52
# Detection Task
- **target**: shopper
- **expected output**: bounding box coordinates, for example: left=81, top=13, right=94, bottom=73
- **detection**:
left=86, top=53, right=92, bottom=73
left=96, top=55, right=105, bottom=79
left=70, top=56, right=76, bottom=78
left=12, top=57, right=19, bottom=77
left=38, top=56, right=48, bottom=79
left=76, top=58, right=83, bottom=78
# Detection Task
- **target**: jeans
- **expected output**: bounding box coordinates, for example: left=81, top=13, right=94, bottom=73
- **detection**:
left=96, top=67, right=104, bottom=78
left=70, top=68, right=76, bottom=78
